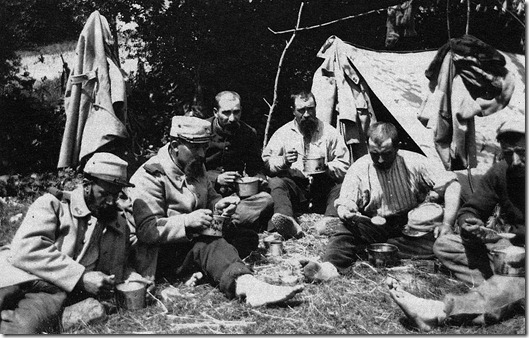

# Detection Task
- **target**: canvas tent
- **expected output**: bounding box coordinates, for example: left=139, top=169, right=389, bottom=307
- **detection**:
left=311, top=35, right=525, bottom=174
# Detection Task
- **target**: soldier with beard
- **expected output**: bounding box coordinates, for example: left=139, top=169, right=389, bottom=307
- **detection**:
left=128, top=116, right=304, bottom=307
left=386, top=115, right=526, bottom=332
left=0, top=153, right=146, bottom=334
left=433, top=115, right=526, bottom=285
left=262, top=90, right=350, bottom=239
left=205, top=91, right=273, bottom=258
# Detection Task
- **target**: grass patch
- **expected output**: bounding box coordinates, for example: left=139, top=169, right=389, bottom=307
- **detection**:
left=17, top=41, right=77, bottom=58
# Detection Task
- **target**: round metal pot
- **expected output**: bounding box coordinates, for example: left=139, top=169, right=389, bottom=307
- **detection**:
left=367, top=243, right=399, bottom=268
left=236, top=177, right=260, bottom=198
left=491, top=246, right=525, bottom=276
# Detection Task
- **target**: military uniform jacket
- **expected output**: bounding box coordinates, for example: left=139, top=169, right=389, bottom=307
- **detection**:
left=129, top=143, right=222, bottom=245
left=0, top=186, right=129, bottom=292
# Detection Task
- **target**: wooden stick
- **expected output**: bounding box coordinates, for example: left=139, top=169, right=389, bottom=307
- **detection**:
left=494, top=0, right=525, bottom=27
left=268, top=6, right=387, bottom=35
left=147, top=289, right=168, bottom=314
left=262, top=2, right=304, bottom=148
left=262, top=97, right=272, bottom=108
left=466, top=0, right=471, bottom=34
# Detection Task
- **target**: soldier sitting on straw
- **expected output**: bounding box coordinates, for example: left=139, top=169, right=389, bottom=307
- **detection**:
left=0, top=153, right=150, bottom=334
left=128, top=116, right=304, bottom=307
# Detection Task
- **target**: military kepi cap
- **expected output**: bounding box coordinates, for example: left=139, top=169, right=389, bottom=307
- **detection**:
left=497, top=114, right=526, bottom=137
left=170, top=116, right=212, bottom=143
left=83, top=152, right=135, bottom=187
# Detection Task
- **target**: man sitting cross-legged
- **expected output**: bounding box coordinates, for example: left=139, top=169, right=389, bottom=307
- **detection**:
left=205, top=91, right=274, bottom=258
left=301, top=122, right=461, bottom=282
left=262, top=89, right=350, bottom=239
left=433, top=115, right=526, bottom=286
left=128, top=116, right=303, bottom=307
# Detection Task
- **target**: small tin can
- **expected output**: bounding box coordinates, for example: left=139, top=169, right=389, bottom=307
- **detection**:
left=269, top=241, right=283, bottom=256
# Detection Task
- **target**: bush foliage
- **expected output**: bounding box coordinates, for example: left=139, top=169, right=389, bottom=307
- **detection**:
left=0, top=0, right=525, bottom=175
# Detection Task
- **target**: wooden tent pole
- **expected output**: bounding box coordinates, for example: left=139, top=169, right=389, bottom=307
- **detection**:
left=263, top=2, right=304, bottom=148
left=466, top=0, right=471, bottom=34
left=446, top=0, right=451, bottom=40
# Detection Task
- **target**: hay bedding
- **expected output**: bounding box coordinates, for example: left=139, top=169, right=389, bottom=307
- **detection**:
left=247, top=213, right=328, bottom=285
left=66, top=212, right=525, bottom=334
left=249, top=213, right=443, bottom=287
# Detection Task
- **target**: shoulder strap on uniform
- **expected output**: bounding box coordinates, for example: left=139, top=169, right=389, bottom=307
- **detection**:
left=144, top=162, right=166, bottom=176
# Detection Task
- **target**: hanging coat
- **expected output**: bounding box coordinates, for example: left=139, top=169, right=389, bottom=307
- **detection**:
left=312, top=36, right=376, bottom=162
left=418, top=35, right=515, bottom=170
left=57, top=10, right=128, bottom=169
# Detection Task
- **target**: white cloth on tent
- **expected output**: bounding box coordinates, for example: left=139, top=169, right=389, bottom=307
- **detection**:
left=57, top=11, right=128, bottom=169
left=311, top=36, right=376, bottom=162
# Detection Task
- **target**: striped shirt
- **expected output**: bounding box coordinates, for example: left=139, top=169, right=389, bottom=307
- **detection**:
left=335, top=150, right=457, bottom=218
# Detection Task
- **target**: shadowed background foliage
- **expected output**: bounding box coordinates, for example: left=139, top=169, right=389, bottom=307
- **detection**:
left=0, top=0, right=525, bottom=174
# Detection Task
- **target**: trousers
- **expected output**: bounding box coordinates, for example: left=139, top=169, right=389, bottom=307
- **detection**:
left=0, top=280, right=67, bottom=334
left=155, top=237, right=252, bottom=298
left=267, top=174, right=340, bottom=230
left=323, top=216, right=437, bottom=269
left=442, top=275, right=525, bottom=325
left=434, top=234, right=513, bottom=286
left=223, top=191, right=273, bottom=258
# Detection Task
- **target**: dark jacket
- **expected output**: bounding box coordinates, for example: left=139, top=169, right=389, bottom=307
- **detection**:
left=205, top=117, right=265, bottom=195
left=457, top=160, right=525, bottom=246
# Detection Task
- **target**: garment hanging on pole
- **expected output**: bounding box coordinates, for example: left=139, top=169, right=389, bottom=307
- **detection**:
left=58, top=11, right=129, bottom=169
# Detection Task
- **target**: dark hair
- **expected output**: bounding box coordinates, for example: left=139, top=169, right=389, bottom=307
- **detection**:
left=497, top=131, right=524, bottom=145
left=290, top=90, right=315, bottom=110
left=367, top=122, right=399, bottom=147
left=214, top=91, right=241, bottom=109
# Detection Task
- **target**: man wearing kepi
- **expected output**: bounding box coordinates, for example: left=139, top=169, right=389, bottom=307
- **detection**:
left=205, top=91, right=274, bottom=258
left=302, top=122, right=461, bottom=281
left=129, top=116, right=303, bottom=306
left=262, top=90, right=350, bottom=239
left=387, top=115, right=526, bottom=332
left=0, top=152, right=146, bottom=334
left=434, top=114, right=526, bottom=285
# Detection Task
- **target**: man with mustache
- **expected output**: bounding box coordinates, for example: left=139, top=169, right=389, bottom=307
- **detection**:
left=262, top=90, right=350, bottom=239
left=301, top=122, right=461, bottom=282
left=128, top=116, right=304, bottom=307
left=205, top=91, right=273, bottom=258
left=434, top=114, right=526, bottom=285
left=0, top=153, right=146, bottom=334
left=387, top=115, right=525, bottom=331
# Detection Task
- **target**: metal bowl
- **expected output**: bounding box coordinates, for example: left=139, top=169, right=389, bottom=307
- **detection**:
left=367, top=243, right=399, bottom=268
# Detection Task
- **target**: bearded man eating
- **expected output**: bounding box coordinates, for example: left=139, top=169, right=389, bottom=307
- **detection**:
left=262, top=90, right=350, bottom=239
